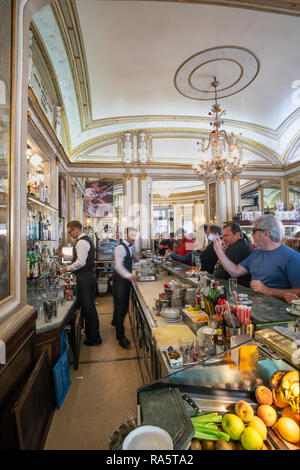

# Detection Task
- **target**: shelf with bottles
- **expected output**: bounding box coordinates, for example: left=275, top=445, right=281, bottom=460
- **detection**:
left=27, top=203, right=58, bottom=242
left=26, top=243, right=61, bottom=282
left=27, top=194, right=58, bottom=213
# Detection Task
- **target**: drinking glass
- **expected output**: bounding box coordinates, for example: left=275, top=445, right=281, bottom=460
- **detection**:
left=178, top=336, right=194, bottom=364
left=228, top=278, right=238, bottom=301
left=43, top=300, right=53, bottom=323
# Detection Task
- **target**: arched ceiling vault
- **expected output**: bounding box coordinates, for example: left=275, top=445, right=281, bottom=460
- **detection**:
left=31, top=0, right=300, bottom=168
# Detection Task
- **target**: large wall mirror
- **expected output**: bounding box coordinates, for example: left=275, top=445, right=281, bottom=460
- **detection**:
left=288, top=176, right=300, bottom=211
left=261, top=180, right=282, bottom=210
left=240, top=179, right=259, bottom=211
left=240, top=179, right=283, bottom=213
left=0, top=0, right=13, bottom=302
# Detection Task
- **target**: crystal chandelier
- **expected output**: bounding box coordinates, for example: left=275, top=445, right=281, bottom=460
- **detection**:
left=193, top=77, right=246, bottom=182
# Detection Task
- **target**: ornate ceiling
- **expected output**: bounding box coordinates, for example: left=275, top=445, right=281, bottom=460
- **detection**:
left=31, top=0, right=300, bottom=169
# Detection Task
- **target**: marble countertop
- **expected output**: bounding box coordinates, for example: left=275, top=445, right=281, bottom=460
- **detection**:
left=36, top=301, right=75, bottom=334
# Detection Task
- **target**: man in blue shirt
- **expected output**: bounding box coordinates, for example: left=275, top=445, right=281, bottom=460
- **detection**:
left=213, top=215, right=300, bottom=301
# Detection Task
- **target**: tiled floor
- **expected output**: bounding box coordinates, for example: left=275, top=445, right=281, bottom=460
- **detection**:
left=44, top=295, right=143, bottom=450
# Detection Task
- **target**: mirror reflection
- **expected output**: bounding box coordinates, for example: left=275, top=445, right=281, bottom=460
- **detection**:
left=0, top=0, right=12, bottom=301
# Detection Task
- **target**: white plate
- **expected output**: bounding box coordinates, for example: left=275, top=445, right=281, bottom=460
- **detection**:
left=122, top=425, right=173, bottom=450
left=161, top=315, right=181, bottom=323
left=286, top=307, right=300, bottom=316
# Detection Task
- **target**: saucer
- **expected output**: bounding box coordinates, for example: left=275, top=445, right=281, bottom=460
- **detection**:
left=286, top=307, right=300, bottom=316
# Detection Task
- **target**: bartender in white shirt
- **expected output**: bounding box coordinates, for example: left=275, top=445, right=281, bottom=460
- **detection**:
left=112, top=227, right=138, bottom=349
left=60, top=220, right=102, bottom=346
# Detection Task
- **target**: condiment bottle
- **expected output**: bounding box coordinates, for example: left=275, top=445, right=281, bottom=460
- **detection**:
left=215, top=328, right=225, bottom=355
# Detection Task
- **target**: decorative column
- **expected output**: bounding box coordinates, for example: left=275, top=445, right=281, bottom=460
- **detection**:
left=230, top=177, right=240, bottom=219
left=139, top=173, right=152, bottom=249
left=216, top=181, right=227, bottom=226
left=123, top=173, right=132, bottom=231
left=257, top=184, right=263, bottom=211
left=28, top=30, right=33, bottom=87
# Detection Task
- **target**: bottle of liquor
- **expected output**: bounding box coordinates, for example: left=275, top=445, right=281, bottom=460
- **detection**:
left=47, top=219, right=52, bottom=240
left=30, top=247, right=39, bottom=278
left=33, top=210, right=39, bottom=240
left=43, top=216, right=48, bottom=241
left=39, top=179, right=45, bottom=202
left=44, top=186, right=49, bottom=204
left=38, top=212, right=44, bottom=240
left=26, top=248, right=31, bottom=278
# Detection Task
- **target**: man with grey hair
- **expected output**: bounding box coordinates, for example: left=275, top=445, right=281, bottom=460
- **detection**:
left=213, top=215, right=300, bottom=301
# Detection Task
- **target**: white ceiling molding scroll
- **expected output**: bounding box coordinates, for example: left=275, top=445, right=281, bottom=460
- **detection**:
left=101, top=0, right=300, bottom=18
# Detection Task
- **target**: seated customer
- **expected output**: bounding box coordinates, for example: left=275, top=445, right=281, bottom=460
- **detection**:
left=213, top=215, right=300, bottom=301
left=168, top=224, right=221, bottom=273
left=176, top=228, right=195, bottom=259
left=157, top=231, right=172, bottom=256
left=214, top=223, right=253, bottom=287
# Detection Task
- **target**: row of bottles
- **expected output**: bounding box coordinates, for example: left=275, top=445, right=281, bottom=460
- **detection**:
left=27, top=208, right=52, bottom=241
left=195, top=276, right=226, bottom=313
left=27, top=169, right=49, bottom=203
left=26, top=245, right=56, bottom=279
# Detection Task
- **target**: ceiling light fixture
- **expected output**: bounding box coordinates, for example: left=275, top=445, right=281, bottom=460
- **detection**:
left=193, top=77, right=246, bottom=182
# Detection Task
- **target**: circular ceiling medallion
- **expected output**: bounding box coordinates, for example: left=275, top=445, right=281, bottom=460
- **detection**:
left=174, top=46, right=260, bottom=101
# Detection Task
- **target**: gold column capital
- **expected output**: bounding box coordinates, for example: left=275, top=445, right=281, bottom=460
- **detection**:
left=125, top=173, right=132, bottom=181
left=141, top=173, right=147, bottom=181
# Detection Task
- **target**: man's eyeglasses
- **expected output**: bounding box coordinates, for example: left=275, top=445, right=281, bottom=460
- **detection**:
left=68, top=228, right=74, bottom=234
left=252, top=228, right=265, bottom=234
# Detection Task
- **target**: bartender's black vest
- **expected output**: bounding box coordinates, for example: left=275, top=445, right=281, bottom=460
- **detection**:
left=72, top=235, right=95, bottom=279
left=113, top=242, right=133, bottom=282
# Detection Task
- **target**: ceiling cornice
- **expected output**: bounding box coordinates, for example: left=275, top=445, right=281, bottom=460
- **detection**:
left=121, top=1, right=300, bottom=18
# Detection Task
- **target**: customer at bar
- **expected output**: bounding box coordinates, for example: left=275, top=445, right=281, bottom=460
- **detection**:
left=214, top=223, right=253, bottom=287
left=213, top=214, right=300, bottom=301
left=167, top=224, right=221, bottom=273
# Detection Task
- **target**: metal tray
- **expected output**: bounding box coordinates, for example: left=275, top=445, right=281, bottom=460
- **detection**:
left=137, top=274, right=157, bottom=282
left=181, top=309, right=209, bottom=334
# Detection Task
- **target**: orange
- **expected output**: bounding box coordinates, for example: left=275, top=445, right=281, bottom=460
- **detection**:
left=277, top=417, right=300, bottom=444
left=281, top=406, right=300, bottom=424
left=273, top=392, right=289, bottom=409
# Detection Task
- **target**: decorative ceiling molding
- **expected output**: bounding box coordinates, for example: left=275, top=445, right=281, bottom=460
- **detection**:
left=121, top=1, right=300, bottom=18
left=30, top=20, right=72, bottom=156
left=51, top=0, right=92, bottom=131
left=69, top=126, right=282, bottom=167
left=174, top=46, right=260, bottom=101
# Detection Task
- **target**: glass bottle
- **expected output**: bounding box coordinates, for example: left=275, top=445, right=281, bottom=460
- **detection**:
left=215, top=329, right=225, bottom=355
left=44, top=185, right=49, bottom=204
left=38, top=212, right=44, bottom=240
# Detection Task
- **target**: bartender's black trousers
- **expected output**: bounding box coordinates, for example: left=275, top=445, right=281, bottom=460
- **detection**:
left=112, top=276, right=131, bottom=340
left=76, top=274, right=101, bottom=343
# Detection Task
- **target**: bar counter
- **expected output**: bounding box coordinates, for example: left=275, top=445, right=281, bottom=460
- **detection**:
left=130, top=258, right=298, bottom=381
left=152, top=258, right=297, bottom=326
